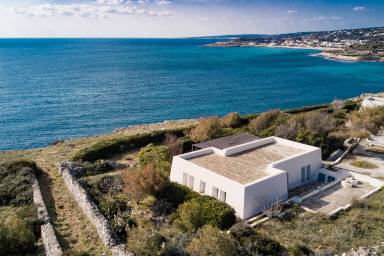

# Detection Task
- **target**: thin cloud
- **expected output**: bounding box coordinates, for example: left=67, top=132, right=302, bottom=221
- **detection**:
left=287, top=9, right=297, bottom=14
left=11, top=3, right=173, bottom=18
left=353, top=6, right=365, bottom=11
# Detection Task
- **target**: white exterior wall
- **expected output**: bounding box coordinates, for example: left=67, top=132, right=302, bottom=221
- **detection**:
left=243, top=171, right=288, bottom=219
left=272, top=137, right=322, bottom=189
left=272, top=149, right=322, bottom=189
left=170, top=155, right=246, bottom=218
left=170, top=136, right=323, bottom=219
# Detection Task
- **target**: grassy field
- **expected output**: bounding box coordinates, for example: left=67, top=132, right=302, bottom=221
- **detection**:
left=258, top=189, right=384, bottom=254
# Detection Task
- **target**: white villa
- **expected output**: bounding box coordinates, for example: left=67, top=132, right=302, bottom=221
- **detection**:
left=170, top=136, right=322, bottom=219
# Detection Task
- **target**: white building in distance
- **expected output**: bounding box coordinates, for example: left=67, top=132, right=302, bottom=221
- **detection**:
left=170, top=136, right=322, bottom=219
left=361, top=96, right=384, bottom=109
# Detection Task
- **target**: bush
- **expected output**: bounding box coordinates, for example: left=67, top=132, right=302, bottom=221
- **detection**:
left=98, top=195, right=129, bottom=220
left=350, top=106, right=384, bottom=135
left=72, top=128, right=185, bottom=162
left=178, top=136, right=193, bottom=153
left=189, top=117, right=224, bottom=142
left=158, top=182, right=198, bottom=208
left=343, top=100, right=359, bottom=111
left=177, top=195, right=236, bottom=230
left=164, top=133, right=183, bottom=157
left=229, top=223, right=285, bottom=256
left=127, top=224, right=163, bottom=256
left=83, top=160, right=115, bottom=176
left=350, top=160, right=378, bottom=169
left=122, top=164, right=169, bottom=203
left=222, top=112, right=243, bottom=128
left=139, top=144, right=171, bottom=168
left=186, top=225, right=237, bottom=256
left=0, top=161, right=36, bottom=207
left=287, top=243, right=313, bottom=256
left=97, top=175, right=123, bottom=195
left=0, top=213, right=40, bottom=255
left=248, top=109, right=280, bottom=134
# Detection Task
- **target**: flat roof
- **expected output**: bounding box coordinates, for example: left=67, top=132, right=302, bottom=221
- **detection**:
left=188, top=142, right=304, bottom=184
left=192, top=133, right=260, bottom=150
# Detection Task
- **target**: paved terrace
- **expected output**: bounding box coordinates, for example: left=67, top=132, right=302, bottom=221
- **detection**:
left=188, top=142, right=304, bottom=184
left=302, top=182, right=375, bottom=214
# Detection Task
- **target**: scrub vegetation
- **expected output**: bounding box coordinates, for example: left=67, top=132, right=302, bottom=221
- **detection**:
left=2, top=96, right=384, bottom=255
left=0, top=160, right=43, bottom=256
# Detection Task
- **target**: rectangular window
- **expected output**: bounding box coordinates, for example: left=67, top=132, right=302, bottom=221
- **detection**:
left=188, top=175, right=194, bottom=189
left=219, top=190, right=226, bottom=202
left=182, top=173, right=188, bottom=186
left=301, top=167, right=306, bottom=182
left=306, top=165, right=311, bottom=180
left=199, top=181, right=206, bottom=193
left=212, top=187, right=219, bottom=199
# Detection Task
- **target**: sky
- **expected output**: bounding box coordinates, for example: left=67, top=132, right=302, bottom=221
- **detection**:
left=0, top=0, right=383, bottom=38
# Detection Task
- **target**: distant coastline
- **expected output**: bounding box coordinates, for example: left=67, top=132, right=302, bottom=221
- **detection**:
left=206, top=41, right=384, bottom=62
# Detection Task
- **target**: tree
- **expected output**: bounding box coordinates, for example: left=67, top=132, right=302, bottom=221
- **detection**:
left=122, top=164, right=169, bottom=204
left=186, top=225, right=236, bottom=256
left=188, top=117, right=223, bottom=142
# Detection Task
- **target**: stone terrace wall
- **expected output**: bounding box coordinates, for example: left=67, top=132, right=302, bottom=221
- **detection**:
left=32, top=174, right=63, bottom=256
left=58, top=161, right=133, bottom=256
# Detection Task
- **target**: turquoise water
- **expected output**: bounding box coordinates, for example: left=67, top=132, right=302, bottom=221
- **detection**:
left=0, top=39, right=384, bottom=150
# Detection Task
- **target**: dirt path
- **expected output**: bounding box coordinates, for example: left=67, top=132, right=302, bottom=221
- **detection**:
left=36, top=159, right=110, bottom=255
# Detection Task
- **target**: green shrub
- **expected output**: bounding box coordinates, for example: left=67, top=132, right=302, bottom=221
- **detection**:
left=186, top=225, right=237, bottom=256
left=177, top=195, right=236, bottom=230
left=139, top=144, right=171, bottom=168
left=248, top=109, right=280, bottom=135
left=72, top=128, right=185, bottom=162
left=179, top=136, right=193, bottom=153
left=343, top=100, right=359, bottom=111
left=287, top=243, right=313, bottom=256
left=127, top=224, right=163, bottom=256
left=158, top=182, right=198, bottom=208
left=0, top=213, right=40, bottom=255
left=188, top=117, right=224, bottom=142
left=83, top=160, right=115, bottom=176
left=222, top=112, right=243, bottom=128
left=350, top=160, right=378, bottom=169
left=229, top=223, right=285, bottom=256
left=0, top=161, right=36, bottom=207
left=98, top=195, right=129, bottom=220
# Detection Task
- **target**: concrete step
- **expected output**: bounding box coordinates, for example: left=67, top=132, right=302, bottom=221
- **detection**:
left=249, top=216, right=270, bottom=227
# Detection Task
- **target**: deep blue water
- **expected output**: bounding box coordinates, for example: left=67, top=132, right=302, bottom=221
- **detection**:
left=1, top=39, right=384, bottom=151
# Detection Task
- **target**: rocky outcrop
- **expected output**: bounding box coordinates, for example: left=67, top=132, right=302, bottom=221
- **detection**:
left=58, top=161, right=133, bottom=256
left=32, top=174, right=63, bottom=256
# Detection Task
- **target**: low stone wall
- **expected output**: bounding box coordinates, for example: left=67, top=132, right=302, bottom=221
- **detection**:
left=58, top=161, right=133, bottom=256
left=32, top=174, right=63, bottom=256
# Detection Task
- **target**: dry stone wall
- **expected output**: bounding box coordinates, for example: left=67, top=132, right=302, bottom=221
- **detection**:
left=58, top=161, right=133, bottom=256
left=32, top=174, right=63, bottom=256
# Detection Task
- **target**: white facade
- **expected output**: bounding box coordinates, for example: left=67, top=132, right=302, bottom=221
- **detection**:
left=170, top=136, right=322, bottom=219
left=361, top=96, right=384, bottom=109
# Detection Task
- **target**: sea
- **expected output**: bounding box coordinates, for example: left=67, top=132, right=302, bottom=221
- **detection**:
left=1, top=38, right=384, bottom=151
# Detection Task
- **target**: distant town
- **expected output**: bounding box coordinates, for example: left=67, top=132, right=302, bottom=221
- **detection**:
left=207, top=26, right=384, bottom=61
